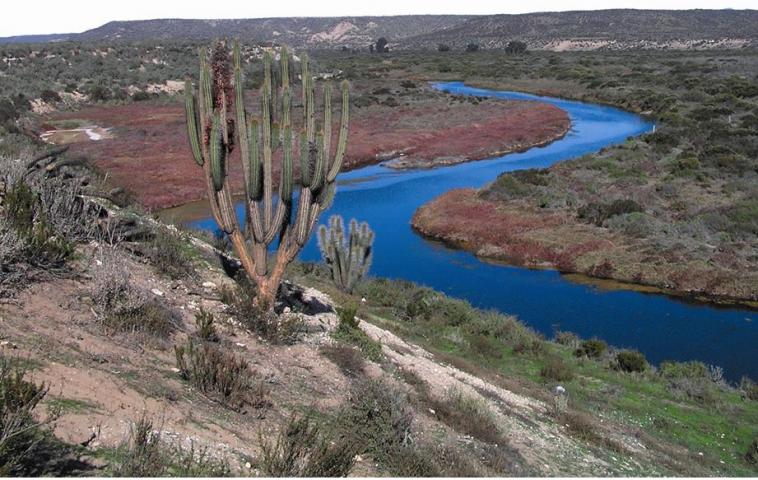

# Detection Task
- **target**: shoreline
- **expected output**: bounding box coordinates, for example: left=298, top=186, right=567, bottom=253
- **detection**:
left=411, top=195, right=758, bottom=310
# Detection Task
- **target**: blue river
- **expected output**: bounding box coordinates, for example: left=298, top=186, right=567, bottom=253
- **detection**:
left=189, top=82, right=757, bottom=382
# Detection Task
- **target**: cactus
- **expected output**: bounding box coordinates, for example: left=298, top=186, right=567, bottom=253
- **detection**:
left=185, top=41, right=350, bottom=309
left=317, top=215, right=374, bottom=293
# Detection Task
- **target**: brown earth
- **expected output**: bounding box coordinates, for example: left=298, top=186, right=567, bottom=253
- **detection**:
left=412, top=189, right=758, bottom=305
left=38, top=97, right=569, bottom=210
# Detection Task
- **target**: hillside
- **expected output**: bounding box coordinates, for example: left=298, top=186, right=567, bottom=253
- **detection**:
left=1, top=10, right=756, bottom=50
left=1, top=148, right=757, bottom=476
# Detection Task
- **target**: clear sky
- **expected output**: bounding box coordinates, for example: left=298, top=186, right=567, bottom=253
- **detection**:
left=3, top=0, right=757, bottom=37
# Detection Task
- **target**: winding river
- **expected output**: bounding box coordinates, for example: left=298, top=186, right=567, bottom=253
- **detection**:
left=189, top=82, right=757, bottom=382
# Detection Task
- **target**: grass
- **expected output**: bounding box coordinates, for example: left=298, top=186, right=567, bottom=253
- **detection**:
left=331, top=305, right=384, bottom=363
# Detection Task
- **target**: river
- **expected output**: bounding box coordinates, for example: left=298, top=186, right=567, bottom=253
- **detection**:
left=187, top=82, right=757, bottom=382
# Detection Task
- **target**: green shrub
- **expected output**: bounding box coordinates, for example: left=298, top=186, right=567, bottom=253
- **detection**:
left=174, top=339, right=268, bottom=412
left=614, top=350, right=647, bottom=373
left=147, top=228, right=195, bottom=279
left=659, top=360, right=708, bottom=379
left=577, top=199, right=644, bottom=226
left=574, top=339, right=608, bottom=359
left=222, top=281, right=301, bottom=344
left=332, top=306, right=383, bottom=363
left=259, top=415, right=358, bottom=477
left=540, top=354, right=575, bottom=381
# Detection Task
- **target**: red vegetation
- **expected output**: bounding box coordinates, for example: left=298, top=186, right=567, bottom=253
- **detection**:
left=43, top=98, right=568, bottom=210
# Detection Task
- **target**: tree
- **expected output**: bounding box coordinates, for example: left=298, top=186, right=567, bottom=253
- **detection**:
left=184, top=41, right=350, bottom=309
left=505, top=41, right=527, bottom=55
left=437, top=44, right=450, bottom=52
left=465, top=43, right=479, bottom=52
left=375, top=37, right=388, bottom=53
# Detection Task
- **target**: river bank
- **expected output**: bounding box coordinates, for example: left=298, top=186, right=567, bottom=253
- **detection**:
left=37, top=82, right=569, bottom=210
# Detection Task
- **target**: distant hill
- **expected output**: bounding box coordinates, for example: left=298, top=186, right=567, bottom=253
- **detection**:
left=1, top=10, right=756, bottom=50
left=0, top=33, right=73, bottom=44
left=71, top=16, right=473, bottom=47
left=405, top=9, right=758, bottom=50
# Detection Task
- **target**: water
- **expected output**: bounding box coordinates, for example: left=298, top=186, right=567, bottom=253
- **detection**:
left=189, top=82, right=757, bottom=382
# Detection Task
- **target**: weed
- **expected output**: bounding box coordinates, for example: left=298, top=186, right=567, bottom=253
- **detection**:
left=429, top=389, right=502, bottom=445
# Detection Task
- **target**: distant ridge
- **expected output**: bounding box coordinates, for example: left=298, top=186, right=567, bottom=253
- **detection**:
left=0, top=33, right=74, bottom=44
left=1, top=10, right=756, bottom=50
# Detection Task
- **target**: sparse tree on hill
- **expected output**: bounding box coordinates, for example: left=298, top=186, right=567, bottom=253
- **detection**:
left=466, top=43, right=480, bottom=52
left=505, top=40, right=527, bottom=55
left=375, top=37, right=389, bottom=53
left=437, top=44, right=451, bottom=52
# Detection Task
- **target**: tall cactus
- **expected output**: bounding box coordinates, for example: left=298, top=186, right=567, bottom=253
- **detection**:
left=185, top=41, right=350, bottom=309
left=317, top=215, right=374, bottom=294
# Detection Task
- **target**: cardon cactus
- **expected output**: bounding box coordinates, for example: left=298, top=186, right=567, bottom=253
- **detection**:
left=317, top=215, right=374, bottom=293
left=184, top=41, right=350, bottom=309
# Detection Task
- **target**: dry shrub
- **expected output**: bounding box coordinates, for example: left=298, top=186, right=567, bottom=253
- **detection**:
left=174, top=339, right=268, bottom=413
left=428, top=388, right=502, bottom=445
left=259, top=415, right=359, bottom=477
left=111, top=416, right=230, bottom=476
left=221, top=281, right=302, bottom=344
left=320, top=343, right=366, bottom=377
left=740, top=376, right=758, bottom=401
left=559, top=410, right=623, bottom=452
left=91, top=249, right=178, bottom=338
left=555, top=330, right=580, bottom=348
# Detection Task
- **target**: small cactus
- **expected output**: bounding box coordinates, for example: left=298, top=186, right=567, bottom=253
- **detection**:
left=317, top=215, right=374, bottom=293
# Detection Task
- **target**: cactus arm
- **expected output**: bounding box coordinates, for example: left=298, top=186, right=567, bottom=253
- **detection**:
left=209, top=113, right=225, bottom=192
left=299, top=129, right=311, bottom=187
left=326, top=81, right=350, bottom=182
left=184, top=80, right=203, bottom=166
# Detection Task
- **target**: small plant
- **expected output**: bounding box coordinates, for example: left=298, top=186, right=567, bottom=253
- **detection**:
left=574, top=339, right=608, bottom=359
left=221, top=281, right=301, bottom=344
left=259, top=415, right=358, bottom=477
left=194, top=308, right=218, bottom=342
left=318, top=216, right=374, bottom=294
left=174, top=339, right=268, bottom=412
left=614, top=350, right=648, bottom=373
left=746, top=437, right=758, bottom=467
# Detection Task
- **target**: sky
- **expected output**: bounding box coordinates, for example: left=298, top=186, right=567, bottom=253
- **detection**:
left=3, top=0, right=757, bottom=37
